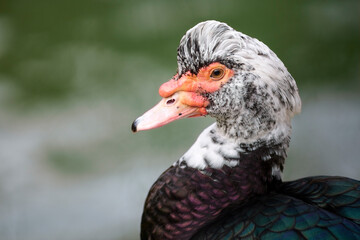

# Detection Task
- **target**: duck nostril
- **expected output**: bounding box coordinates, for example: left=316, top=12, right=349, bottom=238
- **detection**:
left=166, top=98, right=175, bottom=105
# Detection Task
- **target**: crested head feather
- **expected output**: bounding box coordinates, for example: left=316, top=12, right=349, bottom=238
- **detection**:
left=177, top=20, right=301, bottom=137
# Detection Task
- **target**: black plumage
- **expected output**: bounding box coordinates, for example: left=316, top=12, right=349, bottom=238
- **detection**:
left=141, top=150, right=360, bottom=239
left=192, top=177, right=360, bottom=239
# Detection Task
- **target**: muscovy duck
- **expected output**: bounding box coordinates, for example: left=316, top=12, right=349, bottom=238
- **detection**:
left=131, top=20, right=360, bottom=239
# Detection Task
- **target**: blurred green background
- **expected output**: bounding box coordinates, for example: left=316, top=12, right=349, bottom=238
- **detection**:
left=0, top=0, right=359, bottom=239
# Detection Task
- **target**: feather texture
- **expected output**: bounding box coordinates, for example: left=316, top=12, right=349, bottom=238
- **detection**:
left=191, top=192, right=360, bottom=239
left=141, top=156, right=274, bottom=240
left=277, top=176, right=360, bottom=225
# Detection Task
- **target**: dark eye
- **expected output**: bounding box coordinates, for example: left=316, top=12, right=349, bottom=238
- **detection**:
left=210, top=68, right=225, bottom=80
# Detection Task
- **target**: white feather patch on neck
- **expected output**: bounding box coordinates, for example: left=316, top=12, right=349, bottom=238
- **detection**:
left=175, top=123, right=241, bottom=170
left=175, top=120, right=290, bottom=180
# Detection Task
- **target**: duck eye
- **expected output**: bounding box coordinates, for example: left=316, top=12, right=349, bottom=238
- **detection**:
left=210, top=68, right=225, bottom=80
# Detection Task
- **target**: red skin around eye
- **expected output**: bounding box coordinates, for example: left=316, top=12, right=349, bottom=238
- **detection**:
left=132, top=63, right=233, bottom=132
left=159, top=62, right=234, bottom=100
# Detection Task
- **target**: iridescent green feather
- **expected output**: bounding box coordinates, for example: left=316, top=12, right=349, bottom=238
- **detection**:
left=191, top=177, right=360, bottom=240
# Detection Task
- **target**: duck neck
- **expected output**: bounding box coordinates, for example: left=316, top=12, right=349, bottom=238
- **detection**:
left=143, top=123, right=289, bottom=239
left=176, top=122, right=290, bottom=180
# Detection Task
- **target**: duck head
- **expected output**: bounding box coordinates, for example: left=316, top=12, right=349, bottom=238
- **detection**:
left=132, top=20, right=301, bottom=148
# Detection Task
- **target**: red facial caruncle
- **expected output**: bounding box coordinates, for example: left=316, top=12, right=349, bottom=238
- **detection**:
left=132, top=62, right=234, bottom=132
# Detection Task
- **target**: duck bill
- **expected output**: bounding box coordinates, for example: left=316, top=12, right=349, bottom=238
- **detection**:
left=132, top=92, right=208, bottom=132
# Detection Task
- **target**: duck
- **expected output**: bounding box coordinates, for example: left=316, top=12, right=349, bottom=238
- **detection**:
left=131, top=20, right=360, bottom=240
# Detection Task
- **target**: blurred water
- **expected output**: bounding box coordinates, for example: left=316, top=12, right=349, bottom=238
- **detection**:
left=0, top=96, right=159, bottom=240
left=287, top=92, right=360, bottom=180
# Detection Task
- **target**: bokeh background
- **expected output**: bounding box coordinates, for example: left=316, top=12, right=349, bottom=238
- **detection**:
left=0, top=0, right=359, bottom=239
